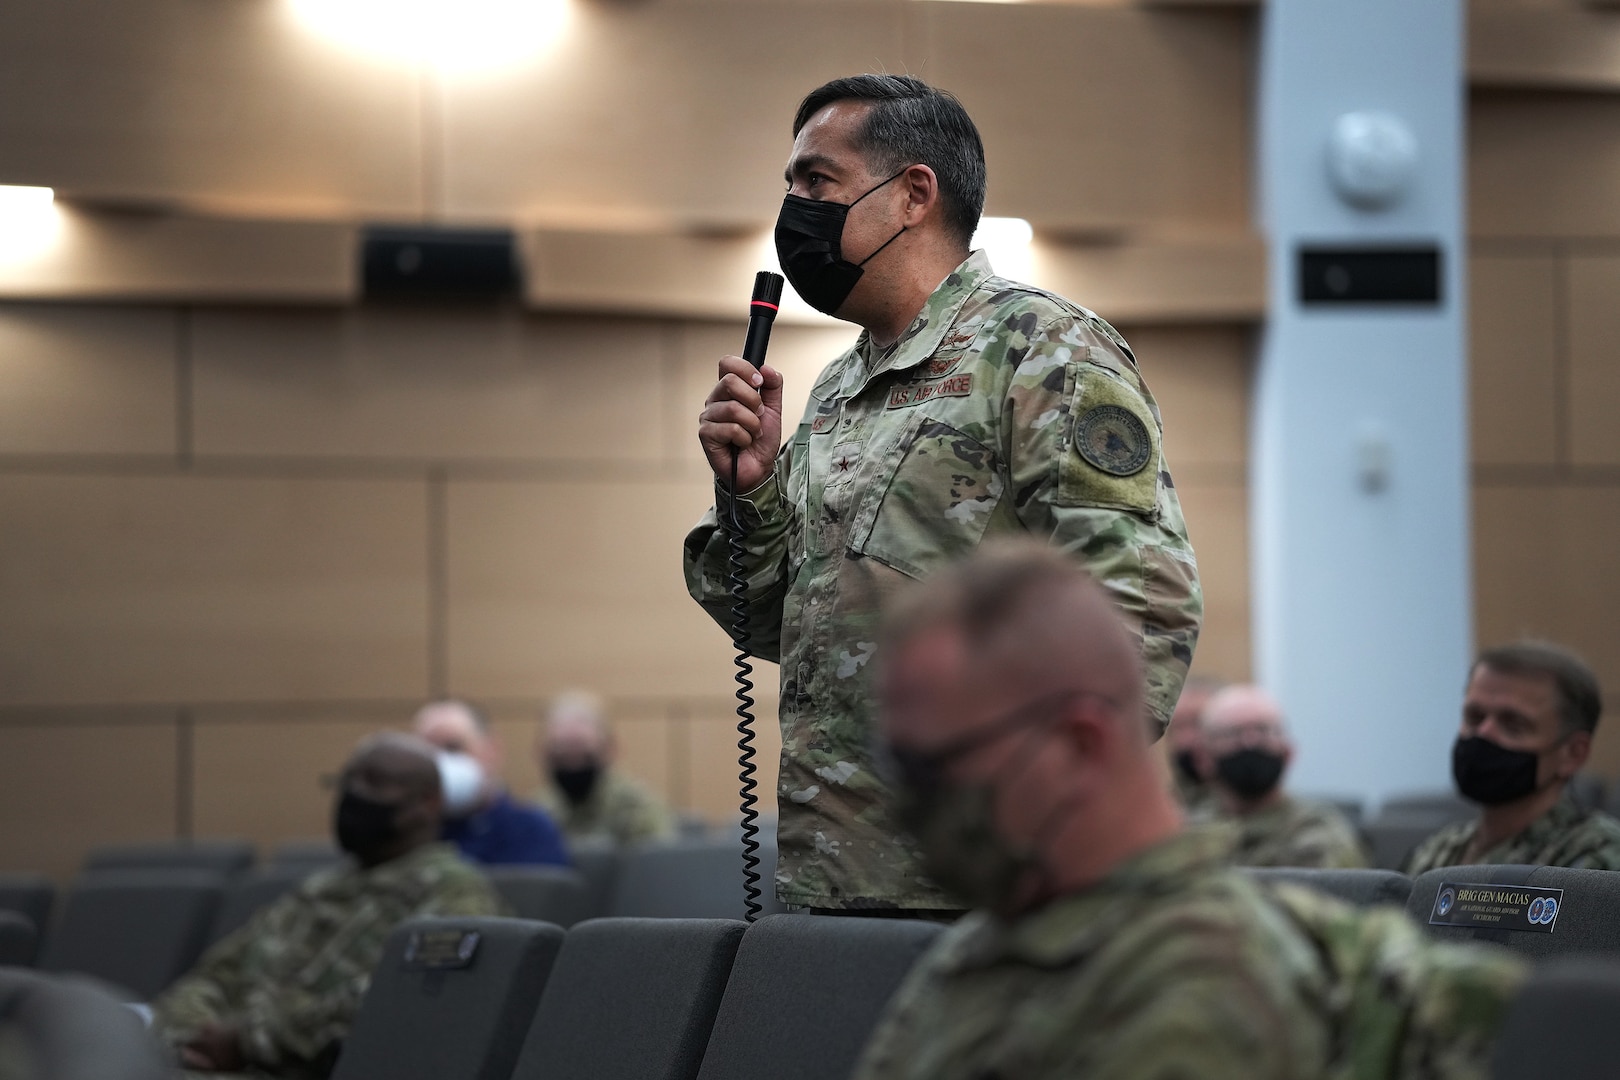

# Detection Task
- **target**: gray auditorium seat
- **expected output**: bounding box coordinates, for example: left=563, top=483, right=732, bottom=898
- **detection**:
left=1568, top=772, right=1606, bottom=813
left=0, top=911, right=39, bottom=967
left=39, top=870, right=224, bottom=1000
left=207, top=866, right=313, bottom=944
left=0, top=970, right=168, bottom=1080
left=1364, top=817, right=1443, bottom=870
left=83, top=839, right=254, bottom=878
left=1378, top=791, right=1474, bottom=824
left=511, top=918, right=745, bottom=1080
left=331, top=916, right=564, bottom=1080
left=611, top=838, right=787, bottom=921
left=694, top=914, right=944, bottom=1080
left=677, top=813, right=712, bottom=838
left=0, top=873, right=55, bottom=938
left=269, top=839, right=345, bottom=873
left=1408, top=864, right=1620, bottom=962
left=486, top=866, right=591, bottom=927
left=569, top=838, right=621, bottom=918
left=1245, top=867, right=1412, bottom=908
left=1492, top=958, right=1620, bottom=1079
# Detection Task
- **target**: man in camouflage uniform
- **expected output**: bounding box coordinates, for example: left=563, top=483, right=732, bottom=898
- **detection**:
left=1166, top=675, right=1222, bottom=815
left=533, top=691, right=675, bottom=846
left=152, top=734, right=504, bottom=1077
left=1404, top=642, right=1620, bottom=876
left=855, top=543, right=1524, bottom=1080
left=1198, top=684, right=1367, bottom=869
left=685, top=74, right=1201, bottom=912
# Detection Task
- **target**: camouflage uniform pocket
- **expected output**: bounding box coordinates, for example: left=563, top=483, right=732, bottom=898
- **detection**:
left=851, top=414, right=1005, bottom=580
left=1058, top=364, right=1161, bottom=517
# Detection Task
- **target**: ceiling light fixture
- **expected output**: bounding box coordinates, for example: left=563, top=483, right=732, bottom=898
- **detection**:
left=287, top=0, right=570, bottom=75
left=0, top=186, right=60, bottom=264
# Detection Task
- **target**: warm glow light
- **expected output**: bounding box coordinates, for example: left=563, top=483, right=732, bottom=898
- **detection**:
left=972, top=216, right=1034, bottom=280
left=288, top=0, right=570, bottom=74
left=0, top=186, right=60, bottom=263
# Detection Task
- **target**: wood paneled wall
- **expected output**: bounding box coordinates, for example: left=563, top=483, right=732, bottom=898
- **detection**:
left=1469, top=2, right=1620, bottom=774
left=0, top=303, right=1253, bottom=878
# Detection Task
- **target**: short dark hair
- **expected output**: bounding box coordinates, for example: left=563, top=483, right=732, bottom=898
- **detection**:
left=1475, top=641, right=1603, bottom=736
left=793, top=74, right=987, bottom=247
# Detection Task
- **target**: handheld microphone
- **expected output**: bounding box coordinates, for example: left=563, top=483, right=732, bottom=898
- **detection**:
left=726, top=269, right=783, bottom=922
left=742, top=272, right=784, bottom=369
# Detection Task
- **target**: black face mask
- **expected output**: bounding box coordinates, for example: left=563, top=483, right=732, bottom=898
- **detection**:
left=1214, top=748, right=1286, bottom=800
left=553, top=764, right=600, bottom=807
left=774, top=169, right=909, bottom=316
left=1453, top=735, right=1541, bottom=805
left=334, top=790, right=404, bottom=862
left=1172, top=749, right=1203, bottom=786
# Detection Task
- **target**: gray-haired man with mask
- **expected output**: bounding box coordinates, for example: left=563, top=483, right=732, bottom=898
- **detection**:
left=1403, top=641, right=1620, bottom=875
left=684, top=73, right=1202, bottom=915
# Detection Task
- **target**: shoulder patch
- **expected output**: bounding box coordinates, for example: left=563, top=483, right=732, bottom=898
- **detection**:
left=1074, top=404, right=1151, bottom=477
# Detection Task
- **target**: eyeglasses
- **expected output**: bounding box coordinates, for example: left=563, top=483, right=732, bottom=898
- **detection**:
left=878, top=688, right=1119, bottom=793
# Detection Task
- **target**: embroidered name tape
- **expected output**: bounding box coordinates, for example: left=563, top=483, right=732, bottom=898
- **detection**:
left=888, top=373, right=974, bottom=410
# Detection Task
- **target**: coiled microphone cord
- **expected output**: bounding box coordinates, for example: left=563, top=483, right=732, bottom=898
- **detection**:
left=726, top=270, right=783, bottom=923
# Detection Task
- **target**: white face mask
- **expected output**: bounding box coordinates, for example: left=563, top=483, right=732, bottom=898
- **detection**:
left=436, top=752, right=487, bottom=818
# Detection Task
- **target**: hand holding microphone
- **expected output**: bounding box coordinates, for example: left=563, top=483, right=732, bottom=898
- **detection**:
left=698, top=272, right=786, bottom=492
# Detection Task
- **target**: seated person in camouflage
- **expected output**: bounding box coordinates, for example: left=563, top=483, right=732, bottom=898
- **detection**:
left=413, top=698, right=570, bottom=867
left=152, top=734, right=505, bottom=1077
left=533, top=691, right=675, bottom=846
left=854, top=542, right=1524, bottom=1080
left=1198, top=684, right=1368, bottom=869
left=1403, top=641, right=1620, bottom=876
left=1166, top=675, right=1222, bottom=816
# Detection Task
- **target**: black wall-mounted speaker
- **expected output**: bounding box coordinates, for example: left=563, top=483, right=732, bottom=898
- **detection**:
left=1299, top=245, right=1442, bottom=306
left=361, top=227, right=521, bottom=300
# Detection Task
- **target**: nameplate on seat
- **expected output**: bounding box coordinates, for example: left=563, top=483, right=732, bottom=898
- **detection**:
left=1429, top=882, right=1563, bottom=934
left=403, top=928, right=482, bottom=969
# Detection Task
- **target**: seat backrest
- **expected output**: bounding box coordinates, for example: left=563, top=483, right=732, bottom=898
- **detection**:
left=207, top=866, right=312, bottom=945
left=83, top=840, right=255, bottom=878
left=1364, top=817, right=1443, bottom=870
left=0, top=910, right=39, bottom=967
left=511, top=918, right=746, bottom=1080
left=1568, top=773, right=1606, bottom=813
left=1408, top=864, right=1620, bottom=962
left=331, top=916, right=564, bottom=1080
left=568, top=838, right=620, bottom=918
left=0, top=970, right=169, bottom=1080
left=269, top=839, right=345, bottom=874
left=0, top=873, right=56, bottom=936
left=1377, top=792, right=1475, bottom=824
left=39, top=870, right=225, bottom=1000
left=1492, top=958, right=1620, bottom=1079
left=1245, top=867, right=1413, bottom=908
left=610, top=838, right=787, bottom=921
left=695, top=914, right=944, bottom=1080
left=486, top=866, right=591, bottom=927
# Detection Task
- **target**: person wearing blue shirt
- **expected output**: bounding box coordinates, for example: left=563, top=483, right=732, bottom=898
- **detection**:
left=413, top=698, right=571, bottom=867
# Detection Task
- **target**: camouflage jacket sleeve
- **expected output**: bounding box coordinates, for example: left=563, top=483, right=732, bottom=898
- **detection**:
left=239, top=868, right=506, bottom=1072
left=1002, top=317, right=1202, bottom=733
left=150, top=920, right=259, bottom=1042
left=681, top=448, right=798, bottom=662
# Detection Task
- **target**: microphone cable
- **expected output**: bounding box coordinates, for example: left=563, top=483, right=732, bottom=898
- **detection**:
left=726, top=270, right=784, bottom=923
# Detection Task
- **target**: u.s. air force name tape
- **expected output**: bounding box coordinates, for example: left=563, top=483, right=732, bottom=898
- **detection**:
left=1429, top=882, right=1564, bottom=933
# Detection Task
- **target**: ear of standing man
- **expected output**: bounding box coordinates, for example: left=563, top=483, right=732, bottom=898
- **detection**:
left=683, top=73, right=1202, bottom=914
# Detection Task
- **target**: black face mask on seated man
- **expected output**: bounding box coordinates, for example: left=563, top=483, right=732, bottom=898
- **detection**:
left=552, top=764, right=601, bottom=807
left=1452, top=735, right=1542, bottom=805
left=334, top=790, right=405, bottom=862
left=1213, top=748, right=1286, bottom=801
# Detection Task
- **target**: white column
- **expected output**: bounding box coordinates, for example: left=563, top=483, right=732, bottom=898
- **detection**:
left=1254, top=0, right=1468, bottom=803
